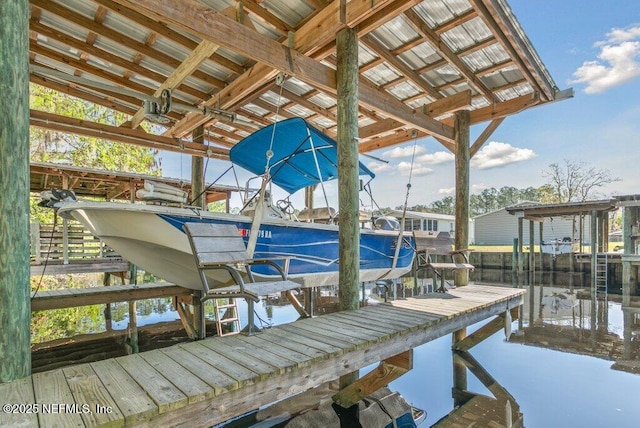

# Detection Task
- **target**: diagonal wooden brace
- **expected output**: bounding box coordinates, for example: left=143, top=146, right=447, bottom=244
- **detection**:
left=332, top=349, right=413, bottom=408
left=453, top=307, right=519, bottom=351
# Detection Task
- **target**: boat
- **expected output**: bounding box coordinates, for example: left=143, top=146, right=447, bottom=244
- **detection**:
left=54, top=118, right=415, bottom=291
left=540, top=237, right=579, bottom=256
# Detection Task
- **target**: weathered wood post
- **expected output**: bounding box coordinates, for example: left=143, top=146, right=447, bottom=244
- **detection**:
left=454, top=110, right=470, bottom=286
left=529, top=220, right=535, bottom=325
left=336, top=25, right=360, bottom=388
left=0, top=0, right=31, bottom=383
left=192, top=125, right=206, bottom=210
left=191, top=126, right=207, bottom=338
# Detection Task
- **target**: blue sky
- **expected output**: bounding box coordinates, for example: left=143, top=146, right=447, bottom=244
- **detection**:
left=163, top=1, right=640, bottom=210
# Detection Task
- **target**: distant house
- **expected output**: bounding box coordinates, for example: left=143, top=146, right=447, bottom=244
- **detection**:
left=473, top=202, right=591, bottom=245
left=387, top=210, right=456, bottom=234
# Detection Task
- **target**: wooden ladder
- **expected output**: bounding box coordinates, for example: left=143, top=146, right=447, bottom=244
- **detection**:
left=214, top=298, right=240, bottom=337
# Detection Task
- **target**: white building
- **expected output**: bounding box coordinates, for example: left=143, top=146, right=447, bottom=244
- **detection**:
left=387, top=210, right=456, bottom=234
left=473, top=203, right=591, bottom=246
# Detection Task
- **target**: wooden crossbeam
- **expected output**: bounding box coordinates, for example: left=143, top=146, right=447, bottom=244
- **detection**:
left=453, top=307, right=519, bottom=351
left=332, top=349, right=413, bottom=408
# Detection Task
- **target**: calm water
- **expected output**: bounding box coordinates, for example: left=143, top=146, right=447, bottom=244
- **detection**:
left=33, top=280, right=640, bottom=427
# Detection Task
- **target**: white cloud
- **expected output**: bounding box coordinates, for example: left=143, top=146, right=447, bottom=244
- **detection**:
left=415, top=151, right=455, bottom=165
left=570, top=25, right=640, bottom=94
left=471, top=141, right=536, bottom=170
left=367, top=162, right=392, bottom=174
left=381, top=145, right=426, bottom=159
left=438, top=187, right=455, bottom=195
left=397, top=161, right=433, bottom=177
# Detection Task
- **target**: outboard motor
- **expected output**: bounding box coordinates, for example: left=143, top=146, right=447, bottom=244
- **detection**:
left=39, top=188, right=77, bottom=208
left=374, top=216, right=400, bottom=231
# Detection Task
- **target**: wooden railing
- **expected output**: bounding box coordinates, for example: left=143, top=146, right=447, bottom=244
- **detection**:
left=30, top=220, right=120, bottom=264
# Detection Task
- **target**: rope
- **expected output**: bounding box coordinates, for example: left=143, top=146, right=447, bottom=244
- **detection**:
left=246, top=73, right=287, bottom=258
left=391, top=131, right=419, bottom=269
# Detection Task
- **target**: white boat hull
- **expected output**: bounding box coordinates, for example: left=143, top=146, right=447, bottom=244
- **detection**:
left=58, top=202, right=415, bottom=291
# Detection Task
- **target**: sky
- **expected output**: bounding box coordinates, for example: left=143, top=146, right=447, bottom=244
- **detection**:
left=161, top=0, right=640, bottom=211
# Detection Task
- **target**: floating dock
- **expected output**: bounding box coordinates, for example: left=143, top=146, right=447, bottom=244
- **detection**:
left=2, top=284, right=524, bottom=427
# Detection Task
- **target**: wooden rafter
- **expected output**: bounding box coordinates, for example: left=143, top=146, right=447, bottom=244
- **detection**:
left=470, top=118, right=504, bottom=157
left=403, top=9, right=496, bottom=102
left=30, top=110, right=230, bottom=159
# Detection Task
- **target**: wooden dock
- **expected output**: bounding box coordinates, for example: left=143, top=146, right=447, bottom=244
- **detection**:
left=31, top=282, right=191, bottom=312
left=2, top=284, right=524, bottom=427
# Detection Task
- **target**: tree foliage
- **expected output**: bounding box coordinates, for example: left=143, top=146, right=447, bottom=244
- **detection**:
left=30, top=84, right=161, bottom=174
left=542, top=159, right=620, bottom=203
left=391, top=160, right=619, bottom=216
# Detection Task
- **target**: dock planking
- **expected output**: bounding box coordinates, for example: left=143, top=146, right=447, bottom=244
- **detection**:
left=30, top=282, right=192, bottom=312
left=1, top=284, right=524, bottom=427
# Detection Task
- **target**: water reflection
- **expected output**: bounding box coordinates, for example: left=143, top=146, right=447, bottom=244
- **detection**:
left=510, top=283, right=640, bottom=375
left=431, top=350, right=523, bottom=427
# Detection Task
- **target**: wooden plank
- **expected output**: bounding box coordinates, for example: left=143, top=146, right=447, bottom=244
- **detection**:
left=233, top=333, right=314, bottom=368
left=62, top=364, right=124, bottom=427
left=310, top=315, right=391, bottom=344
left=32, top=369, right=84, bottom=427
left=256, top=328, right=334, bottom=360
left=177, top=342, right=261, bottom=385
left=0, top=377, right=39, bottom=427
left=324, top=310, right=410, bottom=335
left=277, top=321, right=363, bottom=349
left=90, top=359, right=158, bottom=424
left=220, top=336, right=301, bottom=372
left=31, top=282, right=190, bottom=311
left=115, top=354, right=188, bottom=413
left=264, top=325, right=344, bottom=355
left=129, top=40, right=221, bottom=128
left=139, top=349, right=214, bottom=403
left=160, top=345, right=238, bottom=396
left=198, top=339, right=284, bottom=379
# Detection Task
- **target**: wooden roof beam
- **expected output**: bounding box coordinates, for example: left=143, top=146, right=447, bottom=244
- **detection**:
left=30, top=74, right=138, bottom=117
left=29, top=20, right=210, bottom=102
left=470, top=117, right=504, bottom=157
left=30, top=110, right=230, bottom=160
left=443, top=92, right=540, bottom=127
left=361, top=34, right=442, bottom=100
left=124, top=5, right=254, bottom=129
left=131, top=0, right=454, bottom=141
left=31, top=0, right=224, bottom=89
left=92, top=0, right=246, bottom=76
left=241, top=0, right=293, bottom=35
left=468, top=0, right=555, bottom=101
left=358, top=129, right=427, bottom=153
left=403, top=9, right=496, bottom=102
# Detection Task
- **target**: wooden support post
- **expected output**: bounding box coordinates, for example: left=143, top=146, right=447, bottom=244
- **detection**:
left=304, top=288, right=314, bottom=317
left=528, top=220, right=535, bottom=326
left=0, top=0, right=30, bottom=383
left=332, top=350, right=413, bottom=408
left=517, top=217, right=524, bottom=283
left=127, top=301, right=139, bottom=354
left=454, top=110, right=470, bottom=286
left=511, top=238, right=517, bottom=286
left=452, top=328, right=467, bottom=407
left=192, top=125, right=206, bottom=209
left=336, top=25, right=360, bottom=314
left=336, top=24, right=360, bottom=389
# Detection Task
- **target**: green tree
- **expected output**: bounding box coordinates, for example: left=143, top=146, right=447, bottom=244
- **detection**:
left=30, top=84, right=161, bottom=174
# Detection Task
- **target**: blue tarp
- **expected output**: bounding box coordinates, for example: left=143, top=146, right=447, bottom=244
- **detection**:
left=229, top=118, right=375, bottom=194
